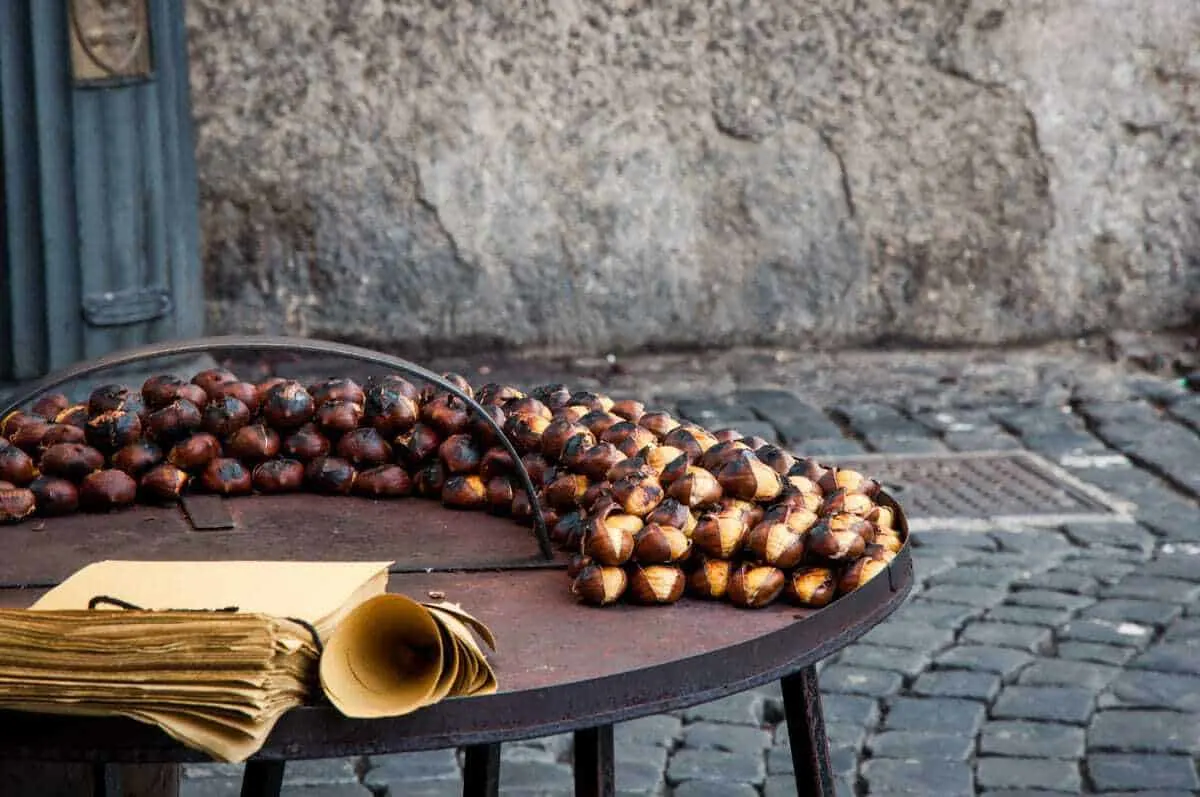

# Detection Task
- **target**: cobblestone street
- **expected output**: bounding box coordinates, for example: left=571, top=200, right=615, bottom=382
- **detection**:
left=28, top=338, right=1200, bottom=797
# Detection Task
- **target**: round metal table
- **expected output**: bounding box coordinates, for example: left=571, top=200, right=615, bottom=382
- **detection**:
left=0, top=494, right=913, bottom=797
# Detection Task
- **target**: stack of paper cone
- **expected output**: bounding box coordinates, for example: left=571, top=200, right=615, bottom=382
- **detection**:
left=0, top=560, right=500, bottom=762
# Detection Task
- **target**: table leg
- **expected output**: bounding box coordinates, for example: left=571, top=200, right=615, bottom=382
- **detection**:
left=782, top=666, right=836, bottom=796
left=94, top=763, right=121, bottom=797
left=573, top=725, right=615, bottom=797
left=240, top=761, right=285, bottom=797
left=462, top=743, right=501, bottom=797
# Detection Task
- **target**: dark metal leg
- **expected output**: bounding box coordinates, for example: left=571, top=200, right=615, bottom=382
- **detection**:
left=93, top=763, right=121, bottom=797
left=463, top=743, right=501, bottom=797
left=782, top=666, right=836, bottom=796
left=240, top=761, right=285, bottom=797
left=573, top=725, right=615, bottom=797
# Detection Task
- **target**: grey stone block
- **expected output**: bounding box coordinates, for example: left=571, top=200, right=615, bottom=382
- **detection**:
left=363, top=750, right=460, bottom=789
left=1101, top=577, right=1200, bottom=604
left=836, top=644, right=932, bottom=678
left=282, top=759, right=360, bottom=787
left=671, top=780, right=759, bottom=797
left=1017, top=658, right=1121, bottom=690
left=991, top=686, right=1096, bottom=725
left=678, top=691, right=764, bottom=726
left=883, top=698, right=986, bottom=735
left=818, top=665, right=904, bottom=698
left=1103, top=670, right=1200, bottom=711
left=613, top=760, right=666, bottom=796
left=819, top=694, right=880, bottom=728
left=1081, top=598, right=1182, bottom=627
left=890, top=600, right=982, bottom=629
left=979, top=721, right=1086, bottom=759
left=1057, top=619, right=1154, bottom=647
left=933, top=645, right=1034, bottom=678
left=975, top=757, right=1082, bottom=793
left=1087, top=754, right=1200, bottom=792
left=280, top=787, right=373, bottom=797
left=867, top=731, right=974, bottom=761
left=861, top=759, right=973, bottom=796
left=986, top=604, right=1075, bottom=627
left=1056, top=641, right=1138, bottom=665
left=859, top=622, right=955, bottom=651
left=1089, top=710, right=1200, bottom=755
left=681, top=722, right=771, bottom=754
left=497, top=760, right=574, bottom=793
left=911, top=669, right=1001, bottom=701
left=665, top=750, right=765, bottom=786
left=1006, top=589, right=1095, bottom=611
left=961, top=621, right=1053, bottom=653
left=1130, top=642, right=1200, bottom=676
left=614, top=716, right=681, bottom=749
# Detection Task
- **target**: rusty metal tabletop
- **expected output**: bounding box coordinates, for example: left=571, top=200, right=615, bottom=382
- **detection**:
left=0, top=494, right=912, bottom=764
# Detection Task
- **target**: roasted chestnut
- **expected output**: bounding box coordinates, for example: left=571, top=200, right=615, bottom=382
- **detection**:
left=393, top=424, right=441, bottom=468
left=261, top=381, right=315, bottom=430
left=353, top=465, right=413, bottom=498
left=442, top=474, right=488, bottom=509
left=282, top=424, right=331, bottom=461
left=468, top=403, right=508, bottom=449
left=39, top=443, right=103, bottom=482
left=39, top=423, right=86, bottom=447
left=191, top=367, right=240, bottom=399
left=415, top=460, right=448, bottom=498
left=87, top=384, right=145, bottom=417
left=79, top=469, right=137, bottom=511
left=201, top=396, right=251, bottom=439
left=316, top=400, right=364, bottom=436
left=211, top=381, right=261, bottom=413
left=110, top=441, right=163, bottom=479
left=167, top=433, right=222, bottom=472
left=140, top=463, right=190, bottom=502
left=251, top=458, right=305, bottom=494
left=8, top=419, right=50, bottom=453
left=28, top=476, right=78, bottom=516
left=421, top=394, right=471, bottom=436
left=200, top=458, right=253, bottom=496
left=226, top=424, right=281, bottom=462
left=84, top=410, right=141, bottom=454
left=437, top=434, right=483, bottom=474
left=336, top=427, right=393, bottom=467
left=0, top=488, right=36, bottom=523
left=145, top=399, right=202, bottom=443
left=142, top=375, right=188, bottom=409
left=304, top=456, right=356, bottom=495
left=30, top=393, right=71, bottom=420
left=309, top=377, right=365, bottom=408
left=53, top=404, right=91, bottom=429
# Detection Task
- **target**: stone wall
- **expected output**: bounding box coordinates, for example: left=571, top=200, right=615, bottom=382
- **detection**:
left=187, top=1, right=1200, bottom=354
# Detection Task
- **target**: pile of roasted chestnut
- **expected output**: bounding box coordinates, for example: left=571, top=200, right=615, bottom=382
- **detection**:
left=0, top=369, right=903, bottom=610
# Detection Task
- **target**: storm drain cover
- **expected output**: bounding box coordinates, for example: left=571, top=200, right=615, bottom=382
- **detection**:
left=821, top=451, right=1135, bottom=530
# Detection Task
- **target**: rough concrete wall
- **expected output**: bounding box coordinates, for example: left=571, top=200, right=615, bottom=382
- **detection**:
left=187, top=1, right=1200, bottom=354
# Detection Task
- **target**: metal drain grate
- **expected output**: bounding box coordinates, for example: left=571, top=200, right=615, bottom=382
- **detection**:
left=821, top=451, right=1135, bottom=530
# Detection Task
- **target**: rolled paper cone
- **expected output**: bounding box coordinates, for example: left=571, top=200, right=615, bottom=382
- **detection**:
left=426, top=626, right=461, bottom=705
left=319, top=594, right=444, bottom=719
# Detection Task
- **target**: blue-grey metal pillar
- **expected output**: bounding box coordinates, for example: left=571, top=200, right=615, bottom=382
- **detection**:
left=0, top=0, right=204, bottom=382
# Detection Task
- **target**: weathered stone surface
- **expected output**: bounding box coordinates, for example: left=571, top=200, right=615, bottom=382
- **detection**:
left=819, top=665, right=904, bottom=698
left=867, top=731, right=974, bottom=761
left=991, top=686, right=1096, bottom=726
left=836, top=644, right=932, bottom=678
left=1089, top=710, right=1200, bottom=755
left=1018, top=659, right=1120, bottom=690
left=911, top=670, right=1001, bottom=701
left=681, top=723, right=770, bottom=754
left=665, top=750, right=765, bottom=786
left=883, top=697, right=985, bottom=735
left=934, top=645, right=1034, bottom=678
left=975, top=756, right=1082, bottom=793
left=1087, top=754, right=1200, bottom=792
left=861, top=759, right=973, bottom=796
left=980, top=721, right=1086, bottom=759
left=187, top=1, right=1200, bottom=352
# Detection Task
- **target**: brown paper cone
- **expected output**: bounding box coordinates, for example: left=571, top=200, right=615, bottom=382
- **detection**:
left=319, top=594, right=444, bottom=718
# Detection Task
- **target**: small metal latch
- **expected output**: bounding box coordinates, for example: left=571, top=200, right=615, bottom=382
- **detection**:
left=82, top=288, right=172, bottom=327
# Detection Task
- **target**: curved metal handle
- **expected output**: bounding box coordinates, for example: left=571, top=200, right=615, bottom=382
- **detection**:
left=1, top=335, right=551, bottom=559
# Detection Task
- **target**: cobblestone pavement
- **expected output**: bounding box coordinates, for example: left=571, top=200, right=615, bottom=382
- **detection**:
left=17, top=338, right=1200, bottom=796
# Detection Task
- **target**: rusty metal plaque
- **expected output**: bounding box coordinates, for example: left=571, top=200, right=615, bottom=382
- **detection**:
left=68, top=0, right=153, bottom=85
left=821, top=450, right=1135, bottom=530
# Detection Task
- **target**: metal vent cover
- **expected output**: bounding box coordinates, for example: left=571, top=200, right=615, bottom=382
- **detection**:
left=821, top=451, right=1135, bottom=531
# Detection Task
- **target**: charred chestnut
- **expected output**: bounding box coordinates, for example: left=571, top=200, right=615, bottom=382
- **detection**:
left=29, top=476, right=78, bottom=516
left=353, top=465, right=413, bottom=498
left=140, top=463, right=190, bottom=502
left=79, top=469, right=137, bottom=511
left=30, top=393, right=71, bottom=420
left=200, top=458, right=253, bottom=496
left=261, top=381, right=315, bottom=430
left=167, top=433, right=222, bottom=472
left=309, top=377, right=365, bottom=408
left=145, top=399, right=203, bottom=443
left=316, top=400, right=364, bottom=436
left=201, top=396, right=251, bottom=439
left=336, top=427, right=393, bottom=467
left=251, top=458, right=305, bottom=494
left=110, top=441, right=163, bottom=479
left=39, top=443, right=103, bottom=482
left=282, top=423, right=331, bottom=462
left=226, top=423, right=281, bottom=462
left=305, top=456, right=356, bottom=495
